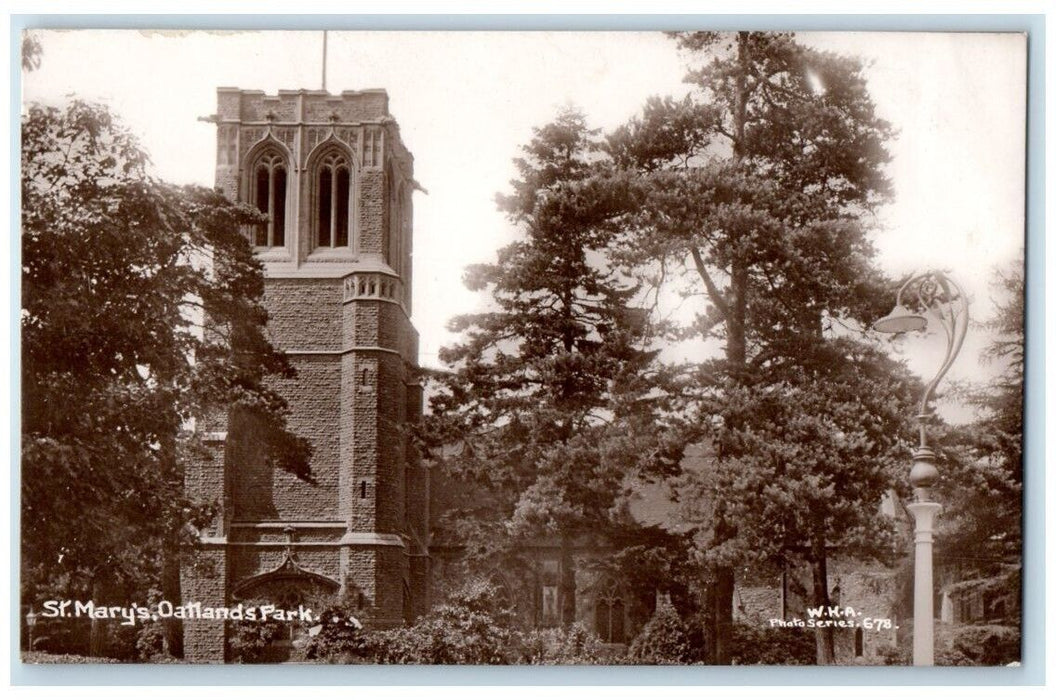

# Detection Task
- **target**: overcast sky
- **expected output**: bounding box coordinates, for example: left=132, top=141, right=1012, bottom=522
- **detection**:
left=21, top=29, right=1026, bottom=416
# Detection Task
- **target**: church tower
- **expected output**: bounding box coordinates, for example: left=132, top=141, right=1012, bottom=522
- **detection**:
left=182, top=88, right=428, bottom=662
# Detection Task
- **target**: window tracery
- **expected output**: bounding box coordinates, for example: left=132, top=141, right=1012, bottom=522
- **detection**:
left=249, top=149, right=288, bottom=248
left=594, top=579, right=626, bottom=644
left=315, top=149, right=353, bottom=249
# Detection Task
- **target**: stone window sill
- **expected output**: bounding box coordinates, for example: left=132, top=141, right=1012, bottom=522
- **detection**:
left=254, top=248, right=292, bottom=262
left=308, top=248, right=358, bottom=263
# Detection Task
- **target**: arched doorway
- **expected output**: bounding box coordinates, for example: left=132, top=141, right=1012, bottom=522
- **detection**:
left=230, top=557, right=340, bottom=662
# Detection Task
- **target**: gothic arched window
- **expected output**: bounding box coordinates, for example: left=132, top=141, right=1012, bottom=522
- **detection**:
left=315, top=150, right=353, bottom=249
left=250, top=150, right=287, bottom=248
left=594, top=579, right=626, bottom=644
left=488, top=573, right=514, bottom=614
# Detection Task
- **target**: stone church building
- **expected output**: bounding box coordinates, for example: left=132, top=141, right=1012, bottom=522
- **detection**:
left=181, top=87, right=429, bottom=662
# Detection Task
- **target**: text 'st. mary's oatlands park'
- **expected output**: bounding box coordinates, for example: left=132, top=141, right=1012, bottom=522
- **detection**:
left=20, top=29, right=1026, bottom=667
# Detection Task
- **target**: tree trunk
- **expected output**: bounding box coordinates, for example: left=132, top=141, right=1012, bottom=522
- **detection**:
left=705, top=33, right=753, bottom=666
left=705, top=263, right=749, bottom=666
left=811, top=540, right=836, bottom=665
left=559, top=538, right=577, bottom=627
left=161, top=540, right=183, bottom=658
left=88, top=579, right=104, bottom=657
left=160, top=430, right=185, bottom=658
left=698, top=31, right=754, bottom=667
left=708, top=565, right=735, bottom=664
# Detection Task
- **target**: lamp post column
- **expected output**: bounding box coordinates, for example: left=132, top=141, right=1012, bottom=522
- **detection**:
left=907, top=500, right=940, bottom=665
left=872, top=271, right=968, bottom=668
left=907, top=499, right=941, bottom=664
left=907, top=444, right=942, bottom=666
left=25, top=608, right=37, bottom=653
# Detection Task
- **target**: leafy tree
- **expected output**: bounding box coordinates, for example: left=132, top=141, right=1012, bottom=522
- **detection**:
left=20, top=99, right=310, bottom=654
left=427, top=109, right=683, bottom=623
left=22, top=33, right=42, bottom=72
left=606, top=31, right=900, bottom=663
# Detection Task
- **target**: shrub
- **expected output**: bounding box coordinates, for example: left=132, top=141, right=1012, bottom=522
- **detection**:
left=875, top=643, right=909, bottom=666
left=519, top=624, right=605, bottom=664
left=302, top=607, right=371, bottom=663
left=29, top=617, right=90, bottom=657
left=728, top=623, right=816, bottom=665
left=373, top=579, right=517, bottom=664
left=94, top=621, right=139, bottom=661
left=628, top=605, right=695, bottom=664
left=373, top=615, right=514, bottom=665
left=134, top=621, right=169, bottom=661
left=878, top=624, right=1019, bottom=666
left=951, top=624, right=1020, bottom=666
left=227, top=617, right=290, bottom=664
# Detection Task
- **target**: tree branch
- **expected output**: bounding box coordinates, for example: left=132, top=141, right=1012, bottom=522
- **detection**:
left=689, top=246, right=730, bottom=320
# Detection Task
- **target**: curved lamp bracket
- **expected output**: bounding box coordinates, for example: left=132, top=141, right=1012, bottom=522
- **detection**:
left=875, top=271, right=970, bottom=448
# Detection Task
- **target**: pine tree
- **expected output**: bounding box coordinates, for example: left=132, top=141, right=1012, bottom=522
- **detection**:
left=936, top=261, right=1023, bottom=569
left=428, top=110, right=682, bottom=624
left=607, top=31, right=902, bottom=663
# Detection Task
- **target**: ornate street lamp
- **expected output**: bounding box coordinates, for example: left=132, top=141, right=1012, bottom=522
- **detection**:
left=25, top=607, right=38, bottom=653
left=874, top=271, right=969, bottom=666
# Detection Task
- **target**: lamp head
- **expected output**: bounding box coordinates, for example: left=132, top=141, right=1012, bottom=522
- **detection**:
left=873, top=304, right=928, bottom=334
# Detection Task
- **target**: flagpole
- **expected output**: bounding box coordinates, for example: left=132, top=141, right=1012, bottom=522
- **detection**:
left=322, top=30, right=328, bottom=91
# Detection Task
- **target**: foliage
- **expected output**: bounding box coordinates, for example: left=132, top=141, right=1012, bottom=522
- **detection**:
left=302, top=607, right=371, bottom=663
left=227, top=617, right=291, bottom=664
left=96, top=621, right=141, bottom=661
left=519, top=624, right=606, bottom=665
left=301, top=582, right=611, bottom=665
left=680, top=343, right=919, bottom=569
left=427, top=109, right=684, bottom=603
left=608, top=32, right=895, bottom=349
left=627, top=604, right=697, bottom=664
left=372, top=579, right=518, bottom=664
left=950, top=624, right=1020, bottom=666
left=936, top=261, right=1024, bottom=567
left=134, top=621, right=171, bottom=661
left=21, top=99, right=310, bottom=647
left=877, top=624, right=1020, bottom=667
left=728, top=622, right=816, bottom=665
left=874, top=642, right=909, bottom=666
left=607, top=30, right=902, bottom=664
left=22, top=33, right=42, bottom=71
left=605, top=533, right=706, bottom=625
left=430, top=33, right=908, bottom=665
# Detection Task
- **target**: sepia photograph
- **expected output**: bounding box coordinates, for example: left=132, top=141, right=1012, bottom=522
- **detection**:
left=18, top=26, right=1027, bottom=670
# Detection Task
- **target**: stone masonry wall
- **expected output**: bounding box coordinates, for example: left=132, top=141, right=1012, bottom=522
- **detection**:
left=734, top=559, right=900, bottom=663
left=265, top=279, right=344, bottom=351
left=180, top=547, right=227, bottom=663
